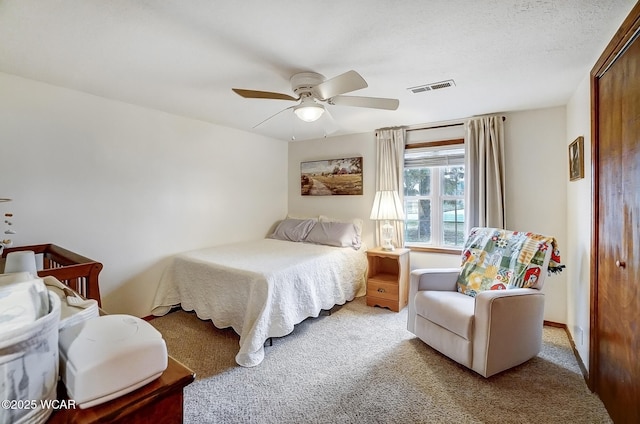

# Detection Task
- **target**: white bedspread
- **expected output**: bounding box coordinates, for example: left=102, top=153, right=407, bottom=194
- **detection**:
left=151, top=239, right=367, bottom=367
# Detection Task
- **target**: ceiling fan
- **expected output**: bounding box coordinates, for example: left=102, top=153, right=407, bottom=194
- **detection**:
left=232, top=70, right=399, bottom=127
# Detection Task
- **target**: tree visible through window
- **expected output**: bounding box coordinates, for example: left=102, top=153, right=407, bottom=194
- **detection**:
left=403, top=141, right=465, bottom=248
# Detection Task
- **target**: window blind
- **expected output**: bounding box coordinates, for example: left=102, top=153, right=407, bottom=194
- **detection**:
left=404, top=147, right=465, bottom=168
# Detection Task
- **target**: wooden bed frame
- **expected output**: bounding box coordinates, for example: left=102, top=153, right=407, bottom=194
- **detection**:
left=1, top=243, right=103, bottom=307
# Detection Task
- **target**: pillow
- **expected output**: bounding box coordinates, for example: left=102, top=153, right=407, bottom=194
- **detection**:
left=269, top=218, right=316, bottom=242
left=286, top=213, right=319, bottom=222
left=318, top=216, right=363, bottom=239
left=305, top=221, right=361, bottom=249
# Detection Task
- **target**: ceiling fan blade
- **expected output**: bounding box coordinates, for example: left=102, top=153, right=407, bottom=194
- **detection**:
left=232, top=88, right=298, bottom=101
left=252, top=105, right=296, bottom=128
left=329, top=95, right=399, bottom=110
left=314, top=70, right=368, bottom=100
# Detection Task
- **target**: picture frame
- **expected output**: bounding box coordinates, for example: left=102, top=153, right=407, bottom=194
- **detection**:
left=300, top=157, right=363, bottom=196
left=569, top=136, right=584, bottom=181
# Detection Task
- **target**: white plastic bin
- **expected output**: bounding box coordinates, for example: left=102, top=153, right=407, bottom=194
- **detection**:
left=0, top=291, right=61, bottom=424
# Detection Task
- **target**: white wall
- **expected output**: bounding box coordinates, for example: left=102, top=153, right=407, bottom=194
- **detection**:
left=565, top=74, right=593, bottom=367
left=504, top=106, right=568, bottom=324
left=288, top=132, right=377, bottom=248
left=289, top=108, right=569, bottom=322
left=0, top=72, right=288, bottom=317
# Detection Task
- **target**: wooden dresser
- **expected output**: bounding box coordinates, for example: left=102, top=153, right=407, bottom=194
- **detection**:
left=48, top=356, right=195, bottom=424
left=366, top=247, right=410, bottom=312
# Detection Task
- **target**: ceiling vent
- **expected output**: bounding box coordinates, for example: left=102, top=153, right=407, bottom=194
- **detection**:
left=407, top=79, right=456, bottom=94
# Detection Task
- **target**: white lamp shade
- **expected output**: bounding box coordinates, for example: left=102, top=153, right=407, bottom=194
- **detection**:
left=370, top=191, right=405, bottom=221
left=5, top=250, right=38, bottom=276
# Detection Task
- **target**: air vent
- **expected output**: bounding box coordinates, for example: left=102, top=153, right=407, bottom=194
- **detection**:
left=407, top=79, right=456, bottom=94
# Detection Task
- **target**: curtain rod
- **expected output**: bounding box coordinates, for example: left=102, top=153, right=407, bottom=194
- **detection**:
left=406, top=122, right=463, bottom=132
left=406, top=116, right=506, bottom=132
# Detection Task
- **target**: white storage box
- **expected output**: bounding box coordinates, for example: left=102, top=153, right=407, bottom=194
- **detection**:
left=0, top=291, right=61, bottom=424
left=0, top=273, right=49, bottom=332
left=58, top=314, right=168, bottom=409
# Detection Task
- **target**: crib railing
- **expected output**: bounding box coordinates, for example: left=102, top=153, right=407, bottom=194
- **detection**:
left=1, top=243, right=103, bottom=307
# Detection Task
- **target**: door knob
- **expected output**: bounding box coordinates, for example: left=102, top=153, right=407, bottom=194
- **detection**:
left=616, top=260, right=626, bottom=268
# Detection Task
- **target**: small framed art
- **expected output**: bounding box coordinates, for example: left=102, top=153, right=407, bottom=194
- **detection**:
left=569, top=136, right=584, bottom=181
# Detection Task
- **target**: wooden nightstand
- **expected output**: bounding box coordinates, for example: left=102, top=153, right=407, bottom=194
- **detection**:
left=366, top=247, right=410, bottom=312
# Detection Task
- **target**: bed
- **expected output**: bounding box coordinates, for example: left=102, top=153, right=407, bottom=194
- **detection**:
left=151, top=218, right=367, bottom=367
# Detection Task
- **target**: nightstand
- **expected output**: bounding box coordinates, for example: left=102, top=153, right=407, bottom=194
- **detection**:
left=366, top=247, right=410, bottom=312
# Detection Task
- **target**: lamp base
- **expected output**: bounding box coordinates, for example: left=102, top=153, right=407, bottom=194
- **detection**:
left=381, top=220, right=395, bottom=251
left=381, top=239, right=395, bottom=251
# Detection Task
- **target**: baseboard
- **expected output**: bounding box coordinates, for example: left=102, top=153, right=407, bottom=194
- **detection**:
left=544, top=320, right=589, bottom=385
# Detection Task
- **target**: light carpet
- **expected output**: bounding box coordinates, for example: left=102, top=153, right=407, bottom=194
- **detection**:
left=150, top=297, right=611, bottom=424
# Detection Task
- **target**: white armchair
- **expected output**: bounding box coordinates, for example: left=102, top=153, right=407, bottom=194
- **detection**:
left=407, top=228, right=559, bottom=378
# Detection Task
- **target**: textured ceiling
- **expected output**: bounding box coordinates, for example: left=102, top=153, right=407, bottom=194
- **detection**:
left=0, top=0, right=635, bottom=141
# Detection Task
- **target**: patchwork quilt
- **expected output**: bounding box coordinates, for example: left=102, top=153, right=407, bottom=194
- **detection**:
left=457, top=227, right=563, bottom=297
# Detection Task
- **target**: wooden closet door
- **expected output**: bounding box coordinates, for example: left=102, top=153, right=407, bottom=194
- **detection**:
left=593, top=17, right=640, bottom=423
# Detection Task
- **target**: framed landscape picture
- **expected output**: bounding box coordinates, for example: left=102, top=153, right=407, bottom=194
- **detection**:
left=300, top=157, right=363, bottom=195
left=569, top=136, right=584, bottom=181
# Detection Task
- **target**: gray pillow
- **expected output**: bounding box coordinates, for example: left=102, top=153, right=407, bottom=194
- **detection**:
left=304, top=221, right=361, bottom=249
left=269, top=219, right=316, bottom=242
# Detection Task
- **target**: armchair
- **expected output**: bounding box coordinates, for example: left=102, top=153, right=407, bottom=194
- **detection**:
left=407, top=227, right=562, bottom=378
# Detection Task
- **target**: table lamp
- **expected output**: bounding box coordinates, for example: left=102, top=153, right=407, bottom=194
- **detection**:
left=370, top=190, right=405, bottom=251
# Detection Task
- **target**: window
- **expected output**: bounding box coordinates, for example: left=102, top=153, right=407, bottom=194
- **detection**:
left=403, top=140, right=465, bottom=249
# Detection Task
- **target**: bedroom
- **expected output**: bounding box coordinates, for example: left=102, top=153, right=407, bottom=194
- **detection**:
left=0, top=0, right=637, bottom=421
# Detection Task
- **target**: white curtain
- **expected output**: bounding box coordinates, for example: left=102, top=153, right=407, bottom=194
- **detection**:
left=374, top=128, right=406, bottom=248
left=465, top=115, right=506, bottom=233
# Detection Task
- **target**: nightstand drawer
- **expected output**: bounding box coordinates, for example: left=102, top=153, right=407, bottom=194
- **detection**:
left=367, top=280, right=399, bottom=301
left=366, top=296, right=399, bottom=311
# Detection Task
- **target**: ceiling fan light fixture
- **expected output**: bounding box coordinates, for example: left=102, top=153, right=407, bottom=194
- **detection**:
left=234, top=70, right=399, bottom=129
left=294, top=101, right=325, bottom=122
